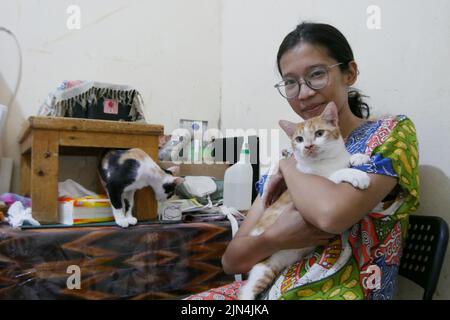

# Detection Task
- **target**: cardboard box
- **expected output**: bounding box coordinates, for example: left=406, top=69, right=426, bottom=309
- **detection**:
left=59, top=195, right=114, bottom=225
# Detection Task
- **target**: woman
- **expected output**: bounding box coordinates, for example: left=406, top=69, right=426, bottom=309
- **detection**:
left=187, top=22, right=419, bottom=300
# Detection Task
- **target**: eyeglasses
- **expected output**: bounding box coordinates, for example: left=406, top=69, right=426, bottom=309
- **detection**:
left=274, top=63, right=343, bottom=99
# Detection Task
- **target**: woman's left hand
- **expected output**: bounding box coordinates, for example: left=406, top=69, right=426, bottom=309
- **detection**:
left=279, top=156, right=297, bottom=173
left=262, top=156, right=297, bottom=208
left=262, top=171, right=286, bottom=208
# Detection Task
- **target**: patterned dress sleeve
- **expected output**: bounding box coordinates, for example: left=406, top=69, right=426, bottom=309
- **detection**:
left=256, top=174, right=269, bottom=196
left=351, top=116, right=420, bottom=236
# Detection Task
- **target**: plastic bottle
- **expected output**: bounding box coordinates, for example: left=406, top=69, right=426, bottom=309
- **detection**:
left=223, top=138, right=253, bottom=210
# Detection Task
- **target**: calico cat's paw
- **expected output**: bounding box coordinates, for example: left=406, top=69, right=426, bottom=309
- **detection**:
left=127, top=216, right=138, bottom=225
left=115, top=217, right=129, bottom=228
left=349, top=153, right=371, bottom=166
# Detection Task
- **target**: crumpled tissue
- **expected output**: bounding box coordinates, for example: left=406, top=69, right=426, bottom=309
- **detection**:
left=6, top=201, right=40, bottom=228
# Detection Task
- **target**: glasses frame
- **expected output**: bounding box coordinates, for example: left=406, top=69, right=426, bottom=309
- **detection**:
left=274, top=63, right=343, bottom=99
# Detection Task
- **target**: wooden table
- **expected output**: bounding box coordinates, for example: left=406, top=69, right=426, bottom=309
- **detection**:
left=0, top=220, right=235, bottom=299
left=19, top=117, right=164, bottom=224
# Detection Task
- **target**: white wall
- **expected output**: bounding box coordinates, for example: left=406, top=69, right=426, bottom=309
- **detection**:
left=221, top=0, right=450, bottom=299
left=0, top=0, right=222, bottom=191
left=1, top=0, right=450, bottom=299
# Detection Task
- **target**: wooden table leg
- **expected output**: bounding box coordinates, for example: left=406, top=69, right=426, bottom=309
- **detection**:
left=20, top=152, right=31, bottom=196
left=31, top=130, right=59, bottom=224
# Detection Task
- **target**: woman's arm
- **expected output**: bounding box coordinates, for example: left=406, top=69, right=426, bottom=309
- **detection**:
left=279, top=157, right=397, bottom=234
left=221, top=196, right=276, bottom=274
left=222, top=195, right=334, bottom=274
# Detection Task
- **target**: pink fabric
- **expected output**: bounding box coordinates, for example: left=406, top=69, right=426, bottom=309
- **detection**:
left=185, top=281, right=245, bottom=300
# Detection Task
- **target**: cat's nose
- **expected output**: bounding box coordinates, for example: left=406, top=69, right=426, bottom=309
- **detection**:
left=304, top=144, right=315, bottom=150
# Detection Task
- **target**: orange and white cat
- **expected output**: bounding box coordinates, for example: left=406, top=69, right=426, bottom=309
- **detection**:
left=238, top=102, right=371, bottom=300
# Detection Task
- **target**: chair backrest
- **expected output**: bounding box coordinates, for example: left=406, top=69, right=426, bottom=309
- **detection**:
left=399, top=215, right=449, bottom=300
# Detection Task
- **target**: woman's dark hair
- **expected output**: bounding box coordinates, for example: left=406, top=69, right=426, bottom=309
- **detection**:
left=277, top=22, right=370, bottom=119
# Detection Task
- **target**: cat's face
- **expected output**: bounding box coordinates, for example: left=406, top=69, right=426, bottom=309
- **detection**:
left=280, top=102, right=343, bottom=161
left=155, top=175, right=184, bottom=202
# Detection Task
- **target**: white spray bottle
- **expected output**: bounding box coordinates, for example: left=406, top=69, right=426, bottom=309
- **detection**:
left=223, top=137, right=253, bottom=211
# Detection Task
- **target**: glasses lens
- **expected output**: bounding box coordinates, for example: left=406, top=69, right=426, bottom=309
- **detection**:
left=305, top=67, right=328, bottom=90
left=276, top=79, right=298, bottom=98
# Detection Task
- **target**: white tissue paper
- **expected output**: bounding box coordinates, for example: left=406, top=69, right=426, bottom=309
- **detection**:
left=58, top=179, right=98, bottom=198
left=182, top=176, right=217, bottom=198
left=6, top=201, right=40, bottom=228
left=5, top=179, right=98, bottom=228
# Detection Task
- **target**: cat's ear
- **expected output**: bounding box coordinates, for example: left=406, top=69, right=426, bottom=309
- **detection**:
left=164, top=166, right=180, bottom=176
left=279, top=120, right=298, bottom=138
left=174, top=177, right=184, bottom=185
left=320, top=102, right=339, bottom=127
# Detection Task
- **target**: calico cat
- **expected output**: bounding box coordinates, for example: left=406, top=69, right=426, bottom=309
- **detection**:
left=238, top=102, right=371, bottom=300
left=99, top=148, right=183, bottom=228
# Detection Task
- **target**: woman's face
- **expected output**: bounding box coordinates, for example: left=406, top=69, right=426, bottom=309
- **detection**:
left=279, top=42, right=356, bottom=120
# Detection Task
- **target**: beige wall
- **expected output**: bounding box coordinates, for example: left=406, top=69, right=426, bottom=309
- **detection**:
left=1, top=0, right=450, bottom=299
left=0, top=0, right=222, bottom=191
left=221, top=0, right=450, bottom=299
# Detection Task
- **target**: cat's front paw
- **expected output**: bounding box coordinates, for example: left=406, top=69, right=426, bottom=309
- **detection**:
left=350, top=153, right=371, bottom=166
left=348, top=172, right=370, bottom=190
left=115, top=218, right=129, bottom=228
left=127, top=216, right=138, bottom=225
left=329, top=169, right=371, bottom=190
left=343, top=170, right=370, bottom=189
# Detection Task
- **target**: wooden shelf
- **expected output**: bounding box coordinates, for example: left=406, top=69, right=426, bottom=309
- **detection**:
left=19, top=117, right=164, bottom=224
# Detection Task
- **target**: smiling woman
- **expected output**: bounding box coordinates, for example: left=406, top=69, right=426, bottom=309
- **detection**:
left=186, top=22, right=420, bottom=301
left=275, top=22, right=369, bottom=123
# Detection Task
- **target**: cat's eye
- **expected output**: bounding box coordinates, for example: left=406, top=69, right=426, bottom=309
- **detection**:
left=315, top=130, right=325, bottom=138
left=295, top=136, right=303, bottom=143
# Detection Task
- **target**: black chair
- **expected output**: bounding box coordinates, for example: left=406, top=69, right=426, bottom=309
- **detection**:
left=399, top=215, right=449, bottom=300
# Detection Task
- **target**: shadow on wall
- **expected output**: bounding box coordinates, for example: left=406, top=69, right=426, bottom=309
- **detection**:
left=59, top=155, right=100, bottom=193
left=1, top=73, right=101, bottom=195
left=397, top=165, right=450, bottom=299
left=0, top=72, right=26, bottom=194
left=417, top=165, right=450, bottom=218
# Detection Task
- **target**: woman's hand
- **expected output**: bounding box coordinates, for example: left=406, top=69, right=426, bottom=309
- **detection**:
left=279, top=156, right=298, bottom=173
left=262, top=172, right=287, bottom=208
left=264, top=203, right=336, bottom=251
left=262, top=156, right=298, bottom=208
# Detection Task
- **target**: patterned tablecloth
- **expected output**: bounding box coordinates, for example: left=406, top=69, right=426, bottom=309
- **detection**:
left=0, top=221, right=235, bottom=299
